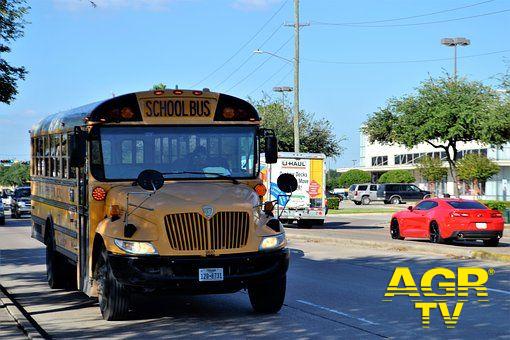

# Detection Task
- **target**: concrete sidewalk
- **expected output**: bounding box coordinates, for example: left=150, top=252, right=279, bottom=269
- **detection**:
left=0, top=293, right=28, bottom=340
left=285, top=214, right=510, bottom=263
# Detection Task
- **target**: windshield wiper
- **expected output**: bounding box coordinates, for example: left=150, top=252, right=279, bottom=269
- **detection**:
left=163, top=171, right=239, bottom=185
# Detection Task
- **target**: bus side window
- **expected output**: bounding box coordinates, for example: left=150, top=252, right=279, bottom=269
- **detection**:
left=43, top=135, right=49, bottom=177
left=62, top=134, right=68, bottom=178
left=54, top=134, right=62, bottom=178
left=67, top=133, right=76, bottom=179
left=121, top=140, right=133, bottom=164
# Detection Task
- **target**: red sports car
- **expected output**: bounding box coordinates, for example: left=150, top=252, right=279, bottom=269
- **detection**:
left=390, top=198, right=504, bottom=246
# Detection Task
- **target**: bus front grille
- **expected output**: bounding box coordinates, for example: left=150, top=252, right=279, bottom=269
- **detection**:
left=164, top=212, right=250, bottom=251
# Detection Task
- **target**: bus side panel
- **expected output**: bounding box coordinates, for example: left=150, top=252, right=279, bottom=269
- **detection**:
left=31, top=178, right=79, bottom=260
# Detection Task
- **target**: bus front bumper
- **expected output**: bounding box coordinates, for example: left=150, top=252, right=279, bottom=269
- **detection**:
left=107, top=248, right=289, bottom=293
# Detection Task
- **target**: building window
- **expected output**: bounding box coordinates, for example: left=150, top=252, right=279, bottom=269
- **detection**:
left=371, top=156, right=388, bottom=166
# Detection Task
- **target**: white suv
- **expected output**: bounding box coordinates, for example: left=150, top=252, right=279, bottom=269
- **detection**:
left=348, top=183, right=379, bottom=205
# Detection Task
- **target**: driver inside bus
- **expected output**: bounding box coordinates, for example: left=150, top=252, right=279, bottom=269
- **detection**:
left=188, top=145, right=208, bottom=170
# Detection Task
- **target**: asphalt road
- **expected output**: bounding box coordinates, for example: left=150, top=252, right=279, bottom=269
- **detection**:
left=285, top=213, right=510, bottom=257
left=0, top=217, right=509, bottom=339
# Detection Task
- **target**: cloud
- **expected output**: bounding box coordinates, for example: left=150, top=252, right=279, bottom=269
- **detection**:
left=52, top=0, right=181, bottom=12
left=231, top=0, right=283, bottom=11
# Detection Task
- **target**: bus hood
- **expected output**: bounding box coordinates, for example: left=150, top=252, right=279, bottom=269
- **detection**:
left=107, top=181, right=260, bottom=220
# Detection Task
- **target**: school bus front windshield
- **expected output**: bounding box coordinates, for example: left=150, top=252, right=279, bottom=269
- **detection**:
left=90, top=125, right=257, bottom=181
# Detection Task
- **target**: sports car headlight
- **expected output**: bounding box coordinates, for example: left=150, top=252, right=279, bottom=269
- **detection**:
left=259, top=233, right=286, bottom=251
left=114, top=239, right=158, bottom=255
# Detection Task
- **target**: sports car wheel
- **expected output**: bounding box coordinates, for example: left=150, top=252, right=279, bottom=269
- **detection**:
left=390, top=219, right=404, bottom=240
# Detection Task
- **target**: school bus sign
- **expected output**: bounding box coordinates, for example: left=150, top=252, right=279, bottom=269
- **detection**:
left=383, top=267, right=493, bottom=328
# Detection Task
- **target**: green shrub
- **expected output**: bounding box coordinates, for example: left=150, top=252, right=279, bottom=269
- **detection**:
left=480, top=200, right=509, bottom=212
left=338, top=169, right=371, bottom=188
left=327, top=197, right=340, bottom=210
left=378, top=170, right=415, bottom=184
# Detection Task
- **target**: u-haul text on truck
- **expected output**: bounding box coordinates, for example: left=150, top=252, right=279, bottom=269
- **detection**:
left=261, top=152, right=326, bottom=227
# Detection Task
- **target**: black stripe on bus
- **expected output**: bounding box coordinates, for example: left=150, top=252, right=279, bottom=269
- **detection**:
left=31, top=195, right=77, bottom=212
left=30, top=176, right=77, bottom=187
left=54, top=224, right=78, bottom=239
left=32, top=215, right=78, bottom=238
left=56, top=245, right=78, bottom=262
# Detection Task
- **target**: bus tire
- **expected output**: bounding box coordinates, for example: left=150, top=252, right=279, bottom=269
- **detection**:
left=0, top=217, right=5, bottom=225
left=46, top=233, right=70, bottom=289
left=248, top=274, right=286, bottom=313
left=97, top=248, right=130, bottom=321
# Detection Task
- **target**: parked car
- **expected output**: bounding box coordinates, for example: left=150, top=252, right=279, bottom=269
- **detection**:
left=390, top=198, right=504, bottom=246
left=377, top=183, right=430, bottom=204
left=11, top=186, right=31, bottom=218
left=348, top=183, right=379, bottom=205
left=0, top=201, right=5, bottom=225
left=1, top=189, right=13, bottom=213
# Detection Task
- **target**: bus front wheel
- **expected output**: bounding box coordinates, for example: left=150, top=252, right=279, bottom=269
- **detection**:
left=97, top=249, right=130, bottom=321
left=248, top=274, right=286, bottom=313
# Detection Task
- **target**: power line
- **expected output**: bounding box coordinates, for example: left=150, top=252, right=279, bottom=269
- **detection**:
left=215, top=24, right=283, bottom=89
left=312, top=8, right=510, bottom=27
left=190, top=0, right=288, bottom=88
left=248, top=62, right=290, bottom=96
left=312, top=0, right=495, bottom=25
left=226, top=35, right=293, bottom=92
left=302, top=49, right=510, bottom=65
left=274, top=67, right=293, bottom=85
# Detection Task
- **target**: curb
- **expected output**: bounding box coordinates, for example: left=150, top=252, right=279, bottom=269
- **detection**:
left=0, top=290, right=44, bottom=340
left=287, top=233, right=510, bottom=263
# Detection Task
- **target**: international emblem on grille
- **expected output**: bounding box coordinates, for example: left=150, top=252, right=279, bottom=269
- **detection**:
left=202, top=205, right=214, bottom=219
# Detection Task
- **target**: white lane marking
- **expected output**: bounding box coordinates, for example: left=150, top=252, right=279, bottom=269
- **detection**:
left=487, top=288, right=510, bottom=295
left=296, top=299, right=379, bottom=326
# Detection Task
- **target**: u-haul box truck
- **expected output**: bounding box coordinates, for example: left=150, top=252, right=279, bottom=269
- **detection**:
left=261, top=152, right=326, bottom=227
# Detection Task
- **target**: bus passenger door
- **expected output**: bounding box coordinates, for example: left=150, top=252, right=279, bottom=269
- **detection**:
left=76, top=166, right=88, bottom=292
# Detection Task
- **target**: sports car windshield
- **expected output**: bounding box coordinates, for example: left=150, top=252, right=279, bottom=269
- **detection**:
left=91, top=126, right=257, bottom=181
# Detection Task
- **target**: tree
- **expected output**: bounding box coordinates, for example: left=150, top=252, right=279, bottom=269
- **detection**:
left=378, top=170, right=415, bottom=184
left=326, top=169, right=340, bottom=191
left=0, top=0, right=29, bottom=104
left=338, top=169, right=370, bottom=188
left=252, top=95, right=344, bottom=157
left=152, top=83, right=167, bottom=90
left=363, top=75, right=510, bottom=196
left=416, top=156, right=448, bottom=195
left=0, top=163, right=30, bottom=186
left=457, top=154, right=499, bottom=195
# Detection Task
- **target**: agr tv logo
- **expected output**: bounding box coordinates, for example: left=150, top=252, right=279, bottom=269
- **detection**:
left=383, top=267, right=493, bottom=328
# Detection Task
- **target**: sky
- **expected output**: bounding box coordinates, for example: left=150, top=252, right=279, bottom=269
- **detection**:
left=0, top=0, right=508, bottom=169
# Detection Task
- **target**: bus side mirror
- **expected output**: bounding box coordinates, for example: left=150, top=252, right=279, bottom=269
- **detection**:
left=264, top=134, right=278, bottom=164
left=69, top=128, right=87, bottom=168
left=277, top=173, right=298, bottom=193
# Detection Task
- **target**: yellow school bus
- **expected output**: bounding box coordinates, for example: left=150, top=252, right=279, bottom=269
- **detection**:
left=30, top=89, right=296, bottom=320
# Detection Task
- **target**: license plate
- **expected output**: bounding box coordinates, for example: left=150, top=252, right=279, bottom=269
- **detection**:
left=198, top=268, right=223, bottom=282
left=475, top=222, right=487, bottom=229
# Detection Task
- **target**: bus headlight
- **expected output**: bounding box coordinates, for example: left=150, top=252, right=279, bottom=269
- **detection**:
left=259, top=233, right=286, bottom=251
left=114, top=239, right=158, bottom=255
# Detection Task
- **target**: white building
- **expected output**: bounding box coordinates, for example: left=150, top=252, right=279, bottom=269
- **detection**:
left=338, top=134, right=510, bottom=201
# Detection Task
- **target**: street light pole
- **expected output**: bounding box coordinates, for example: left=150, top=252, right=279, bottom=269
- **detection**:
left=273, top=86, right=293, bottom=108
left=441, top=37, right=470, bottom=80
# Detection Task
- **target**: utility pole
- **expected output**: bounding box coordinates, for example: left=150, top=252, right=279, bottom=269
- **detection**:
left=293, top=0, right=300, bottom=153
left=285, top=0, right=309, bottom=153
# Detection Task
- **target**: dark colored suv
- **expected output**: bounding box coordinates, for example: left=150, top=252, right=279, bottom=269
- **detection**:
left=377, top=183, right=430, bottom=204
